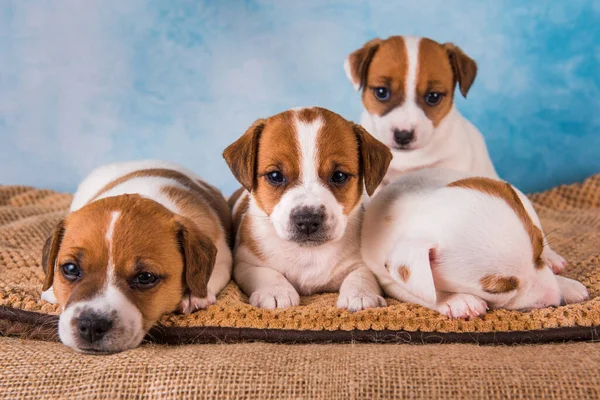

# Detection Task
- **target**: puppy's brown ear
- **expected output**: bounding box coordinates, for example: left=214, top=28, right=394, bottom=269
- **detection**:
left=223, top=119, right=266, bottom=192
left=175, top=217, right=217, bottom=299
left=344, top=38, right=381, bottom=91
left=353, top=124, right=392, bottom=196
left=443, top=43, right=477, bottom=98
left=41, top=220, right=65, bottom=291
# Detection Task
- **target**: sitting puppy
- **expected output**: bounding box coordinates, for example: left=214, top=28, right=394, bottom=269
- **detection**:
left=223, top=107, right=392, bottom=311
left=345, top=35, right=499, bottom=184
left=41, top=160, right=232, bottom=353
left=361, top=168, right=589, bottom=318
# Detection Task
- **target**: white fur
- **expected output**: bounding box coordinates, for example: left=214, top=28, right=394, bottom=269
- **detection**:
left=52, top=160, right=232, bottom=352
left=361, top=168, right=588, bottom=318
left=233, top=109, right=384, bottom=311
left=105, top=211, right=120, bottom=283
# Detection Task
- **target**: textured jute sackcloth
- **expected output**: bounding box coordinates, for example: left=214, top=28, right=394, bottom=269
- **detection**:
left=1, top=337, right=600, bottom=399
left=1, top=176, right=600, bottom=344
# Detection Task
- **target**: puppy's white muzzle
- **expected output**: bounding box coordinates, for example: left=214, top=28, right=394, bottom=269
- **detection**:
left=59, top=285, right=145, bottom=353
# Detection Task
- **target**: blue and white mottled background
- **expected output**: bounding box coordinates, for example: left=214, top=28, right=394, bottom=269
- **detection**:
left=1, top=0, right=599, bottom=194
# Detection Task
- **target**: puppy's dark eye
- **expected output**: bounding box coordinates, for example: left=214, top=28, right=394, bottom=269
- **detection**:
left=266, top=171, right=286, bottom=186
left=132, top=272, right=159, bottom=289
left=61, top=263, right=81, bottom=281
left=330, top=171, right=349, bottom=185
left=373, top=87, right=390, bottom=101
left=425, top=91, right=443, bottom=106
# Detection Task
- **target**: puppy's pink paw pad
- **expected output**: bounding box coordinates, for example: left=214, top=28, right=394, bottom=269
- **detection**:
left=178, top=291, right=216, bottom=314
left=438, top=293, right=487, bottom=320
left=542, top=248, right=567, bottom=274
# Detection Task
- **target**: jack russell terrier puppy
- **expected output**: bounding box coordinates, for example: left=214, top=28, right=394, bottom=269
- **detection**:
left=344, top=35, right=498, bottom=183
left=361, top=168, right=589, bottom=318
left=223, top=107, right=392, bottom=311
left=41, top=160, right=232, bottom=353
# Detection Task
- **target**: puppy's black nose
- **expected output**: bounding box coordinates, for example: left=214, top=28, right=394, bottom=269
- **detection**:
left=292, top=208, right=325, bottom=236
left=77, top=313, right=112, bottom=343
left=393, top=129, right=415, bottom=146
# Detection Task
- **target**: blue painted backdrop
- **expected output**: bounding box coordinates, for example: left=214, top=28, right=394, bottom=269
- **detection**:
left=1, top=0, right=599, bottom=194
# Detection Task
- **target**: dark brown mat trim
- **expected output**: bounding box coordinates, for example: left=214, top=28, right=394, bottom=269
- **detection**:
left=2, top=306, right=599, bottom=346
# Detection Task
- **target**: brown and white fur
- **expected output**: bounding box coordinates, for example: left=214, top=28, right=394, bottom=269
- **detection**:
left=41, top=160, right=232, bottom=353
left=224, top=107, right=392, bottom=311
left=345, top=35, right=498, bottom=183
left=361, top=168, right=589, bottom=318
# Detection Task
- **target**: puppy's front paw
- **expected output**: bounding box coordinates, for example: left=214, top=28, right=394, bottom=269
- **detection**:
left=337, top=290, right=387, bottom=312
left=177, top=291, right=216, bottom=314
left=542, top=247, right=567, bottom=275
left=437, top=293, right=487, bottom=319
left=249, top=285, right=300, bottom=309
left=559, top=278, right=589, bottom=305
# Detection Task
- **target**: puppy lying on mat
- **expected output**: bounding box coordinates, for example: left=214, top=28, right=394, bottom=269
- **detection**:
left=40, top=160, right=232, bottom=353
left=362, top=168, right=589, bottom=318
left=224, top=107, right=392, bottom=311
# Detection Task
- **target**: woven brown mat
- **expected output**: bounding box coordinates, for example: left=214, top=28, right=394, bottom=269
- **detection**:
left=2, top=337, right=600, bottom=399
left=1, top=176, right=599, bottom=344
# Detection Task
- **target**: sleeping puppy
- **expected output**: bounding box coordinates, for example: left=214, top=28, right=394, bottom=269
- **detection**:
left=361, top=168, right=589, bottom=318
left=345, top=36, right=498, bottom=183
left=223, top=107, right=392, bottom=311
left=41, top=160, right=232, bottom=353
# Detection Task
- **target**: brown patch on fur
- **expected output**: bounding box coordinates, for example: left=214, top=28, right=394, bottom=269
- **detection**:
left=346, top=38, right=382, bottom=90
left=90, top=168, right=231, bottom=240
left=252, top=111, right=301, bottom=215
left=232, top=191, right=249, bottom=235
left=353, top=124, right=392, bottom=195
left=229, top=188, right=263, bottom=261
left=161, top=186, right=219, bottom=240
left=443, top=42, right=477, bottom=98
left=448, top=177, right=544, bottom=267
left=359, top=36, right=407, bottom=117
left=237, top=215, right=264, bottom=261
left=398, top=265, right=411, bottom=283
left=228, top=187, right=246, bottom=210
left=416, top=38, right=456, bottom=127
left=52, top=209, right=113, bottom=307
left=51, top=195, right=215, bottom=332
left=41, top=219, right=65, bottom=291
left=223, top=119, right=266, bottom=192
left=480, top=274, right=519, bottom=294
left=296, top=107, right=321, bottom=124
left=315, top=108, right=363, bottom=214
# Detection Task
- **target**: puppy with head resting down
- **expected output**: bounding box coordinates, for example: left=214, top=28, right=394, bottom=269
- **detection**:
left=361, top=168, right=589, bottom=318
left=224, top=107, right=393, bottom=311
left=41, top=160, right=232, bottom=353
left=346, top=35, right=568, bottom=274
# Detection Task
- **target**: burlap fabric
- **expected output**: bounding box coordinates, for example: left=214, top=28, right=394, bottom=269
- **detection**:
left=1, top=337, right=599, bottom=399
left=1, top=175, right=599, bottom=344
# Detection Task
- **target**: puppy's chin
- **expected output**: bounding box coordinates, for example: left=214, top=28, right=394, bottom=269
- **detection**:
left=289, top=234, right=332, bottom=247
